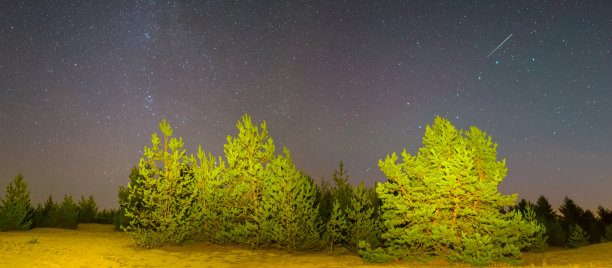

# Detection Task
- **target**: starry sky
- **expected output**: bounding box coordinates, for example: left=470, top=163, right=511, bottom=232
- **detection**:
left=1, top=1, right=611, bottom=211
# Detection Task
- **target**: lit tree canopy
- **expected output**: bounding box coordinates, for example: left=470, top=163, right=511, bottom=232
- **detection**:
left=376, top=116, right=539, bottom=265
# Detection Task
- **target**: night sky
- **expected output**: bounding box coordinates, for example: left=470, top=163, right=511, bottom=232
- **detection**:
left=1, top=1, right=611, bottom=211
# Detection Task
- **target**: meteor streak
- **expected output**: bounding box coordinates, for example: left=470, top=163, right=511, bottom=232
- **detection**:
left=487, top=34, right=512, bottom=58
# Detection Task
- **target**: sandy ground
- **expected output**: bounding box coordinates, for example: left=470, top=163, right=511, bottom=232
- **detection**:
left=0, top=224, right=611, bottom=267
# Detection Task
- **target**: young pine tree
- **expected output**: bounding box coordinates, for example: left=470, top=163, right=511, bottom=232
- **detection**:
left=54, top=195, right=79, bottom=229
left=332, top=161, right=353, bottom=211
left=123, top=119, right=204, bottom=248
left=192, top=145, right=226, bottom=243
left=118, top=166, right=143, bottom=229
left=316, top=178, right=334, bottom=226
left=346, top=182, right=376, bottom=252
left=520, top=204, right=548, bottom=252
left=260, top=149, right=320, bottom=251
left=326, top=199, right=347, bottom=254
left=376, top=116, right=535, bottom=265
left=567, top=224, right=590, bottom=249
left=34, top=195, right=57, bottom=227
left=217, top=114, right=275, bottom=247
left=0, top=174, right=33, bottom=231
left=77, top=195, right=98, bottom=223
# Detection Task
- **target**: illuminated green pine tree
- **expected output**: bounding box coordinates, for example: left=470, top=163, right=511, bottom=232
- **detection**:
left=346, top=182, right=375, bottom=252
left=219, top=114, right=275, bottom=247
left=192, top=145, right=225, bottom=242
left=123, top=119, right=204, bottom=248
left=0, top=174, right=33, bottom=231
left=260, top=148, right=320, bottom=251
left=332, top=161, right=352, bottom=208
left=327, top=199, right=347, bottom=254
left=376, top=116, right=535, bottom=265
left=520, top=204, right=548, bottom=252
left=566, top=224, right=590, bottom=249
left=77, top=195, right=98, bottom=223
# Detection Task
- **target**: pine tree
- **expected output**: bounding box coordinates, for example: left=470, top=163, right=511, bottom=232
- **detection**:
left=316, top=178, right=334, bottom=226
left=567, top=224, right=590, bottom=248
left=376, top=116, right=534, bottom=265
left=346, top=182, right=375, bottom=252
left=520, top=204, right=548, bottom=252
left=192, top=145, right=225, bottom=243
left=34, top=195, right=56, bottom=227
left=260, top=149, right=320, bottom=251
left=0, top=174, right=33, bottom=231
left=535, top=195, right=556, bottom=222
left=559, top=196, right=584, bottom=237
left=77, top=195, right=98, bottom=223
left=218, top=114, right=275, bottom=247
left=55, top=195, right=79, bottom=229
left=332, top=161, right=352, bottom=212
left=123, top=119, right=204, bottom=248
left=326, top=199, right=347, bottom=254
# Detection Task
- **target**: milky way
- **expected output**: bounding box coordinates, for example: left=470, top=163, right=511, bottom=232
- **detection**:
left=1, top=1, right=611, bottom=211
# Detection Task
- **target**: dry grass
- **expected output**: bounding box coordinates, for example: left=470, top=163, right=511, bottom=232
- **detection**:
left=0, top=224, right=610, bottom=267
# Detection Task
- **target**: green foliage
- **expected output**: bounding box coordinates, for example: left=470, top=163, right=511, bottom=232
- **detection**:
left=77, top=195, right=98, bottom=223
left=32, top=195, right=56, bottom=228
left=534, top=195, right=556, bottom=222
left=117, top=166, right=144, bottom=229
left=588, top=221, right=602, bottom=244
left=26, top=237, right=39, bottom=244
left=326, top=199, right=347, bottom=254
left=604, top=224, right=612, bottom=242
left=113, top=208, right=128, bottom=230
left=520, top=204, right=548, bottom=252
left=316, top=178, right=333, bottom=225
left=193, top=146, right=225, bottom=243
left=375, top=116, right=532, bottom=265
left=94, top=208, right=117, bottom=225
left=0, top=174, right=33, bottom=231
left=30, top=195, right=78, bottom=229
left=332, top=161, right=352, bottom=214
left=216, top=114, right=275, bottom=247
left=454, top=232, right=494, bottom=266
left=259, top=149, right=320, bottom=251
left=358, top=240, right=394, bottom=263
left=55, top=195, right=79, bottom=229
left=559, top=196, right=584, bottom=236
left=123, top=119, right=204, bottom=248
left=567, top=224, right=590, bottom=249
left=346, top=182, right=376, bottom=252
left=545, top=218, right=566, bottom=247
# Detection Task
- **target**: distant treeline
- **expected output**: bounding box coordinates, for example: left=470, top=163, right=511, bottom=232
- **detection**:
left=0, top=174, right=124, bottom=230
left=1, top=115, right=611, bottom=266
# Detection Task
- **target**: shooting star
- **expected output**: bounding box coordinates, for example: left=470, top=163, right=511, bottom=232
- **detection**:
left=487, top=34, right=512, bottom=58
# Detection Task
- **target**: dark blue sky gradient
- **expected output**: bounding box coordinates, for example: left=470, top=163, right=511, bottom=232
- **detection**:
left=1, top=1, right=611, bottom=211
